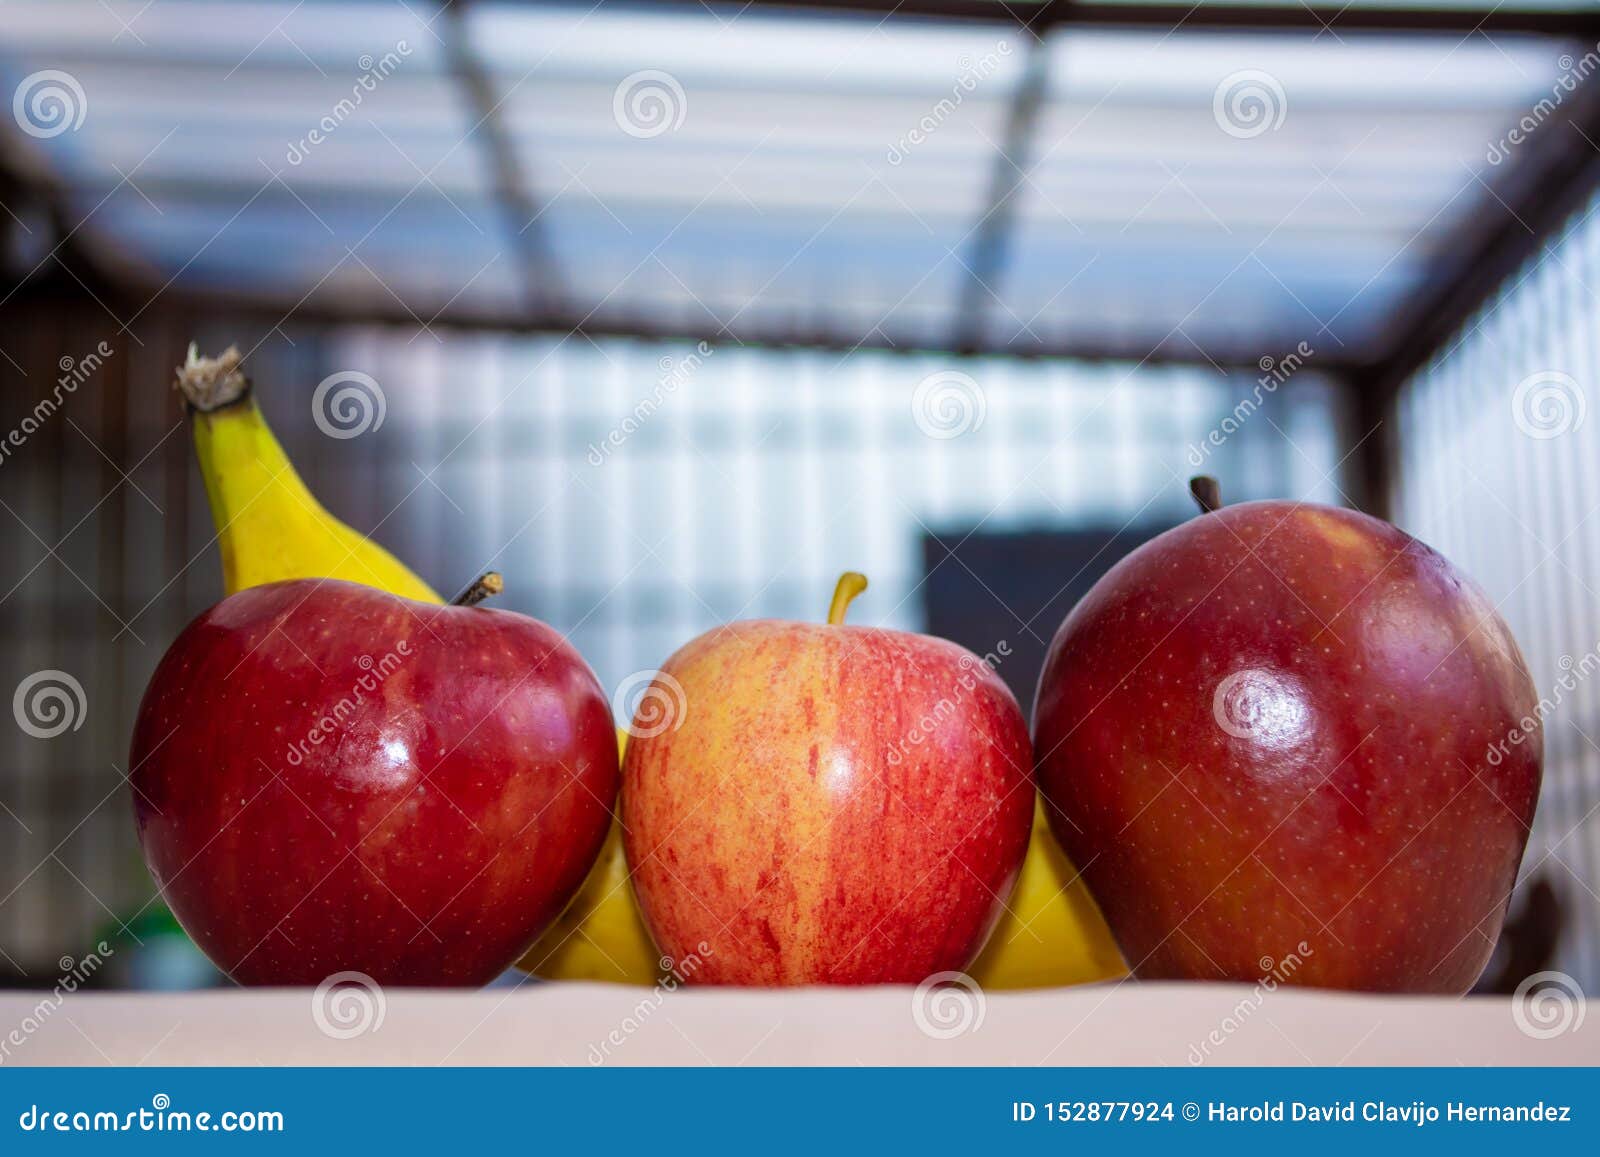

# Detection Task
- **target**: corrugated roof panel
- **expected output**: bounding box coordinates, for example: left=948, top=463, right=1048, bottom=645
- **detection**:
left=0, top=0, right=510, bottom=312
left=991, top=28, right=1574, bottom=358
left=0, top=0, right=1584, bottom=359
left=469, top=3, right=1024, bottom=343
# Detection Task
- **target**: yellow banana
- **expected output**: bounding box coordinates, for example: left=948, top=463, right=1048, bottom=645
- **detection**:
left=968, top=796, right=1127, bottom=989
left=175, top=345, right=440, bottom=602
left=518, top=729, right=662, bottom=985
left=525, top=760, right=1124, bottom=988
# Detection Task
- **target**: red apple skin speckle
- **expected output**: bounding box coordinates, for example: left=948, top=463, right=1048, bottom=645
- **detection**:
left=622, top=621, right=1032, bottom=985
left=1034, top=501, right=1541, bottom=993
left=130, top=578, right=617, bottom=987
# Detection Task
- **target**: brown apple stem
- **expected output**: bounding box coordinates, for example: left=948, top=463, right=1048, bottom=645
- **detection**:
left=174, top=343, right=252, bottom=412
left=452, top=572, right=504, bottom=607
left=827, top=571, right=868, bottom=625
left=1190, top=476, right=1223, bottom=514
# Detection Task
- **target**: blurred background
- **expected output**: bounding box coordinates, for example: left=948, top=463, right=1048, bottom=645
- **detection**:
left=0, top=0, right=1596, bottom=994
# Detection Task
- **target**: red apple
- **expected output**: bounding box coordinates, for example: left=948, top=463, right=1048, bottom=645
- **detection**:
left=129, top=575, right=617, bottom=986
left=1033, top=480, right=1541, bottom=993
left=621, top=573, right=1032, bottom=985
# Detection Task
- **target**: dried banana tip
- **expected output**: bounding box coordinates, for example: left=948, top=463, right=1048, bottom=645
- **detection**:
left=175, top=343, right=250, bottom=412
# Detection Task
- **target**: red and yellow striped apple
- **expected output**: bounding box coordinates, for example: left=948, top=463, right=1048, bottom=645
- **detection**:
left=622, top=573, right=1032, bottom=984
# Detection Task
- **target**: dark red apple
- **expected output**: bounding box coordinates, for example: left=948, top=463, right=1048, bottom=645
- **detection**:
left=622, top=572, right=1033, bottom=985
left=129, top=576, right=617, bottom=986
left=1034, top=481, right=1541, bottom=993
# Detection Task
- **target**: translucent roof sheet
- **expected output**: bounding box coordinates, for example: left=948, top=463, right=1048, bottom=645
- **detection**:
left=0, top=0, right=1582, bottom=360
left=1000, top=29, right=1572, bottom=359
left=468, top=5, right=1025, bottom=343
left=0, top=0, right=505, bottom=314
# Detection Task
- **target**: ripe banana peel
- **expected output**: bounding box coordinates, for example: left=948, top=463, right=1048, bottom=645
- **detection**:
left=518, top=729, right=664, bottom=985
left=175, top=345, right=440, bottom=602
left=522, top=770, right=1126, bottom=989
left=968, top=796, right=1128, bottom=989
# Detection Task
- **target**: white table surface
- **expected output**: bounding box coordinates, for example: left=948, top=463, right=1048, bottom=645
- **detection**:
left=1, top=982, right=1593, bottom=1066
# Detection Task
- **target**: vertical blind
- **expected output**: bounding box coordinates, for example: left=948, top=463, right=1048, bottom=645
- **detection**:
left=1396, top=185, right=1600, bottom=993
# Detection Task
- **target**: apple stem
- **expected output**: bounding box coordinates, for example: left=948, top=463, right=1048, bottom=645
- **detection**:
left=827, top=571, right=869, bottom=625
left=1190, top=476, right=1223, bottom=514
left=452, top=572, right=504, bottom=607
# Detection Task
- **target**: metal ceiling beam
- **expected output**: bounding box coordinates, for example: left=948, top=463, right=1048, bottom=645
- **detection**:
left=954, top=37, right=1049, bottom=352
left=74, top=278, right=1366, bottom=373
left=438, top=0, right=565, bottom=316
left=0, top=131, right=150, bottom=306
left=654, top=0, right=1600, bottom=37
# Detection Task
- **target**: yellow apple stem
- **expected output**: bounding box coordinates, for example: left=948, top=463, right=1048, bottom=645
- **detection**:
left=827, top=571, right=868, bottom=625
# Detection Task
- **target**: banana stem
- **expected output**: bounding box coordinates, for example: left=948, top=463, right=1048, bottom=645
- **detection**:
left=826, top=572, right=868, bottom=625
left=453, top=572, right=504, bottom=607
left=175, top=344, right=251, bottom=413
